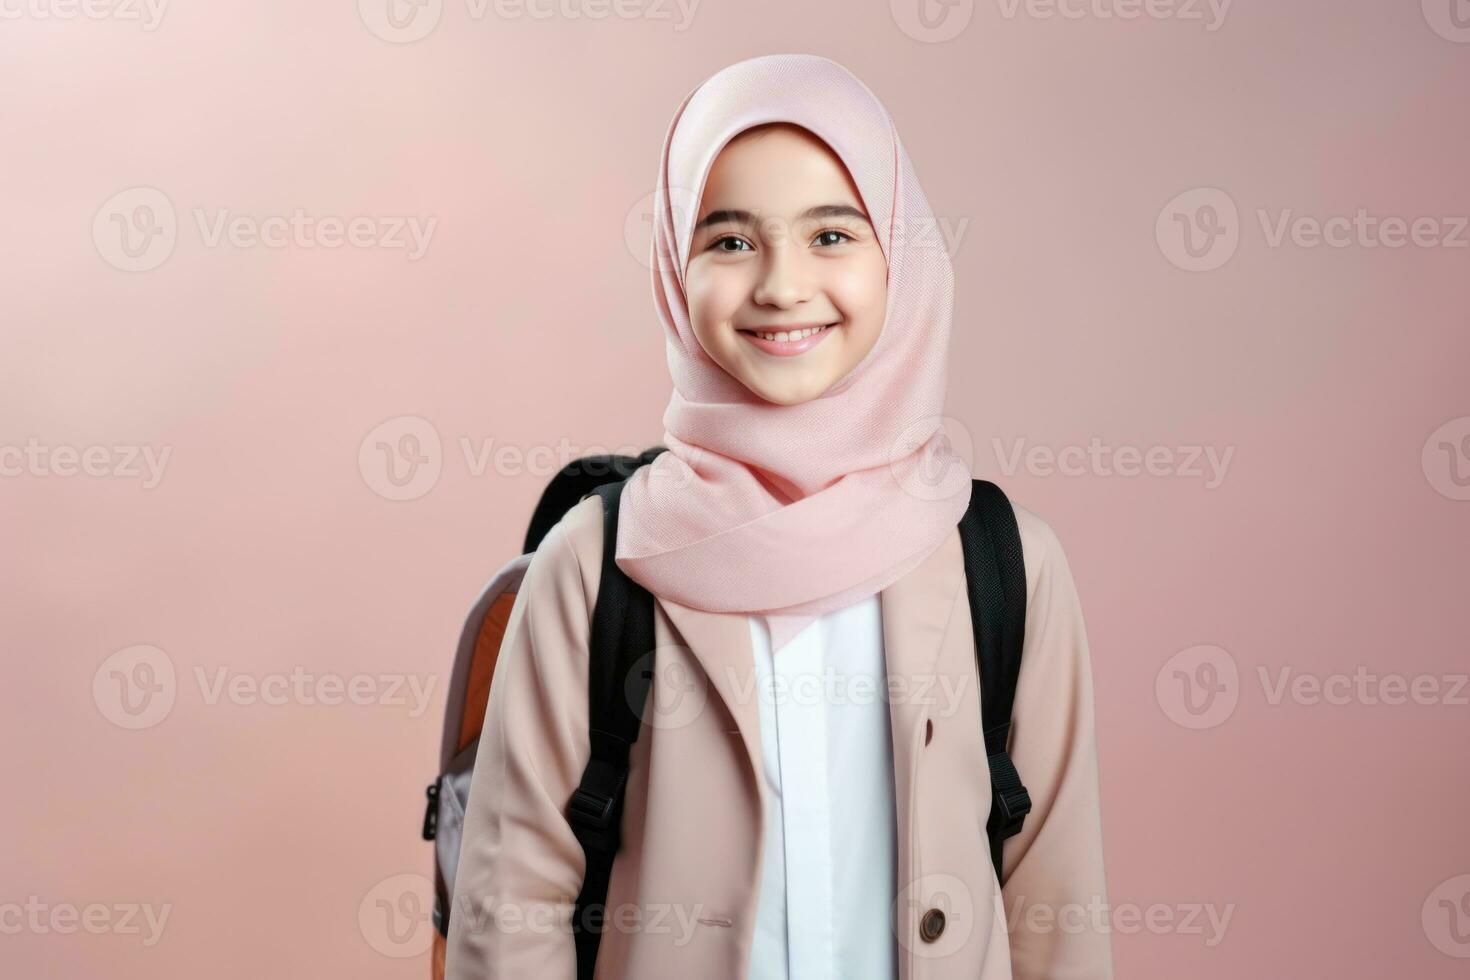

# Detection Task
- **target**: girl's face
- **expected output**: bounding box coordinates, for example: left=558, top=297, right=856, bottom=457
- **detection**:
left=685, top=123, right=888, bottom=406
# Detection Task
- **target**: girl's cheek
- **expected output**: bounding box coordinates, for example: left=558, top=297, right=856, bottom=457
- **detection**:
left=689, top=269, right=749, bottom=343
left=824, top=255, right=888, bottom=331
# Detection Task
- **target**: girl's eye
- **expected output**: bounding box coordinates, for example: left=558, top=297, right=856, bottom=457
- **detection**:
left=711, top=235, right=752, bottom=252
left=814, top=229, right=854, bottom=247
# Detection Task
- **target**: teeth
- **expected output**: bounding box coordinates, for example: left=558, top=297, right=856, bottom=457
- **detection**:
left=755, top=325, right=827, bottom=342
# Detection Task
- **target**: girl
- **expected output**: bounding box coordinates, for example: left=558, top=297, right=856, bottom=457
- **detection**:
left=445, top=53, right=1112, bottom=980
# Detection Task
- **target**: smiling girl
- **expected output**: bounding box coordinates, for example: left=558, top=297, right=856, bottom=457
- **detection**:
left=684, top=122, right=888, bottom=406
left=445, top=54, right=1112, bottom=980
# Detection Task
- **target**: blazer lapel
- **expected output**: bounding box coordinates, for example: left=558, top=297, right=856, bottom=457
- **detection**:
left=657, top=598, right=765, bottom=791
left=880, top=527, right=967, bottom=944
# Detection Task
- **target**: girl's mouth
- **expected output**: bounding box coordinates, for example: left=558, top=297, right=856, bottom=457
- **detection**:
left=737, top=322, right=838, bottom=357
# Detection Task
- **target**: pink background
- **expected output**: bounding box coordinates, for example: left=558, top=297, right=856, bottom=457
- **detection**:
left=4, top=1, right=1468, bottom=976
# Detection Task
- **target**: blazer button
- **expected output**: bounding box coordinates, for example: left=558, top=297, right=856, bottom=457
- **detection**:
left=919, top=908, right=946, bottom=942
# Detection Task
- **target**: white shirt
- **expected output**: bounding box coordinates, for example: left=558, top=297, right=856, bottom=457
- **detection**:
left=745, top=595, right=900, bottom=980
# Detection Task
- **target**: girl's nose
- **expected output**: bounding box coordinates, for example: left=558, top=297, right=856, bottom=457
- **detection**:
left=751, top=246, right=812, bottom=309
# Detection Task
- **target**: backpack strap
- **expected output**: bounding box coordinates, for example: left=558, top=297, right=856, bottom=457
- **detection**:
left=523, top=447, right=667, bottom=555
left=958, top=479, right=1033, bottom=883
left=567, top=478, right=656, bottom=980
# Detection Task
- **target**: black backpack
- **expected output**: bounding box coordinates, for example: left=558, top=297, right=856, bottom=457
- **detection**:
left=425, top=448, right=1032, bottom=980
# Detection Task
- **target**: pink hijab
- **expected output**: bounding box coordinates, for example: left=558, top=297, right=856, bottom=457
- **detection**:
left=614, top=53, right=973, bottom=654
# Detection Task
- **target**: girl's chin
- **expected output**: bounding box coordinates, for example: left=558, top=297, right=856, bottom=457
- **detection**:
left=737, top=367, right=838, bottom=406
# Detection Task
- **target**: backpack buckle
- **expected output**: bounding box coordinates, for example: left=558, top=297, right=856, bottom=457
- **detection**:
left=986, top=747, right=1032, bottom=840
left=422, top=780, right=440, bottom=841
left=567, top=757, right=626, bottom=853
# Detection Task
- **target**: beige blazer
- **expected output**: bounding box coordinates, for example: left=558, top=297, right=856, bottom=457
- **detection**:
left=444, top=492, right=1113, bottom=980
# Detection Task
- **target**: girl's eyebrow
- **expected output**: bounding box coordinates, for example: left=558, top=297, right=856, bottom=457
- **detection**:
left=693, top=203, right=870, bottom=232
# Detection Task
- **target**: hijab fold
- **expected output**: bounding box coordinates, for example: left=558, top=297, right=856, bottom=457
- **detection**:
left=614, top=54, right=972, bottom=654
